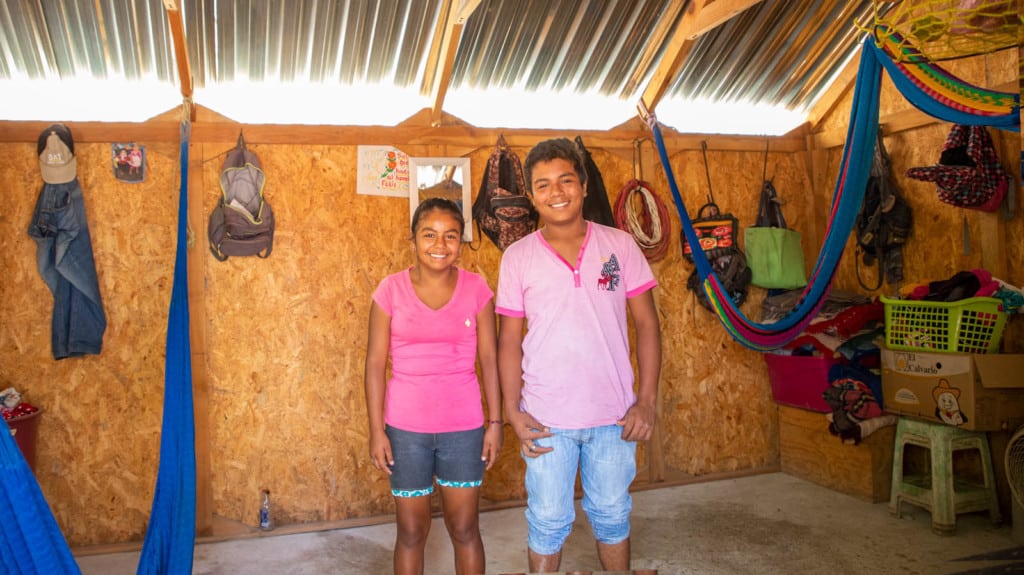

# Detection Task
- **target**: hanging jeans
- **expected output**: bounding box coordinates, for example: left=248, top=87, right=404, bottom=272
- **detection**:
left=27, top=179, right=106, bottom=359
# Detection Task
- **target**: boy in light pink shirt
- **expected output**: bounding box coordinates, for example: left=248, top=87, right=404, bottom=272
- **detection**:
left=497, top=138, right=662, bottom=573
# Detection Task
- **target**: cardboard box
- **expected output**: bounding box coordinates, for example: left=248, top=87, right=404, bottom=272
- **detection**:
left=880, top=348, right=1024, bottom=431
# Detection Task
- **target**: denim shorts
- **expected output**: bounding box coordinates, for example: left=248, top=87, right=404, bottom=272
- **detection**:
left=385, top=425, right=485, bottom=497
left=524, top=424, right=636, bottom=555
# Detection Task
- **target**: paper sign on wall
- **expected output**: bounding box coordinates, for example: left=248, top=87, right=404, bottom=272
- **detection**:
left=357, top=146, right=410, bottom=197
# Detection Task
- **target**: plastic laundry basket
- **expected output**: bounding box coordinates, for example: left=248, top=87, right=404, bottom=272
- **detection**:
left=881, top=296, right=1007, bottom=354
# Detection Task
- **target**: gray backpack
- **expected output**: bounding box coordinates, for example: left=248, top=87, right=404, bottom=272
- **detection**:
left=208, top=134, right=275, bottom=261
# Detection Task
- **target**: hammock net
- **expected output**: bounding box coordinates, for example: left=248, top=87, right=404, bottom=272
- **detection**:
left=873, top=0, right=1020, bottom=62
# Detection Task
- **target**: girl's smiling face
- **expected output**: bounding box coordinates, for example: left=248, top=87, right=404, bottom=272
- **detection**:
left=412, top=208, right=463, bottom=271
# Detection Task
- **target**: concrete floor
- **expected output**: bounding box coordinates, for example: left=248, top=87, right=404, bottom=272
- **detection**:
left=75, top=472, right=1022, bottom=575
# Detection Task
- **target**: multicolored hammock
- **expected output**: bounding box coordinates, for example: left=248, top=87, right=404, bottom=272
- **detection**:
left=643, top=26, right=1018, bottom=351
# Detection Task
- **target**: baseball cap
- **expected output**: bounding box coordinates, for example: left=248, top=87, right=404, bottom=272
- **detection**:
left=39, top=130, right=77, bottom=184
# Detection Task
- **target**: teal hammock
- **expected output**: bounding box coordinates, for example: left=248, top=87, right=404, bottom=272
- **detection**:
left=644, top=28, right=1019, bottom=351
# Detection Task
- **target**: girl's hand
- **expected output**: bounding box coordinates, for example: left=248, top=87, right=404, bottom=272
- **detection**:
left=369, top=430, right=394, bottom=475
left=481, top=424, right=504, bottom=470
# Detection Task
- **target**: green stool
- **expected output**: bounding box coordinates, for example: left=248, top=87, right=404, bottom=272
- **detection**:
left=889, top=416, right=1002, bottom=534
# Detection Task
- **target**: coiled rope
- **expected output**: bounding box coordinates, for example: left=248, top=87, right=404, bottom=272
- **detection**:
left=614, top=140, right=671, bottom=262
left=615, top=179, right=671, bottom=262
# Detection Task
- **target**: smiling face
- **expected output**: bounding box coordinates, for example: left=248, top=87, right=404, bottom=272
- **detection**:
left=529, top=157, right=587, bottom=227
left=412, top=207, right=463, bottom=271
left=936, top=392, right=960, bottom=413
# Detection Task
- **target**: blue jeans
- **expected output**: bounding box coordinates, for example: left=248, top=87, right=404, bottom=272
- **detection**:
left=524, top=424, right=636, bottom=555
left=27, top=180, right=107, bottom=359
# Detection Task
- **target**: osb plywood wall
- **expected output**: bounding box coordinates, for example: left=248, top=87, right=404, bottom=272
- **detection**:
left=201, top=138, right=794, bottom=533
left=0, top=140, right=177, bottom=544
left=0, top=129, right=793, bottom=547
left=0, top=45, right=1018, bottom=548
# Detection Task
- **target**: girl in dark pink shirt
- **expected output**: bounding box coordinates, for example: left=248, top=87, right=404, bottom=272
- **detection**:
left=365, top=197, right=502, bottom=574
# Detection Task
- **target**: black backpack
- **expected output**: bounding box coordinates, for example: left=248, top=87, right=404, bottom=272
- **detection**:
left=855, top=131, right=911, bottom=290
left=471, top=136, right=537, bottom=251
left=208, top=133, right=275, bottom=261
left=687, top=250, right=752, bottom=311
left=574, top=136, right=616, bottom=226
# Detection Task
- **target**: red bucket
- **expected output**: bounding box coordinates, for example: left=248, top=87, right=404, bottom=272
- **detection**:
left=5, top=409, right=42, bottom=473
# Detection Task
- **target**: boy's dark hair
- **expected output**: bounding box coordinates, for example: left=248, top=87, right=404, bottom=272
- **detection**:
left=411, top=197, right=465, bottom=237
left=523, top=138, right=587, bottom=193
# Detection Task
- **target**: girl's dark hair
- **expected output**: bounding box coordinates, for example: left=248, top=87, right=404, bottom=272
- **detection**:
left=410, top=197, right=465, bottom=238
left=523, top=138, right=587, bottom=192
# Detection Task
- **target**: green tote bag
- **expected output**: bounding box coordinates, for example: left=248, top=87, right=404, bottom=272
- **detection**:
left=744, top=180, right=807, bottom=289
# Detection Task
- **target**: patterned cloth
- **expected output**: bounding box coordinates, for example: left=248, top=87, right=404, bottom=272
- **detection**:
left=906, top=124, right=1011, bottom=211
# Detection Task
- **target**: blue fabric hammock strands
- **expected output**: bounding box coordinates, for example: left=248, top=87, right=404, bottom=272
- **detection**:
left=0, top=420, right=82, bottom=575
left=642, top=29, right=1018, bottom=351
left=136, top=121, right=197, bottom=575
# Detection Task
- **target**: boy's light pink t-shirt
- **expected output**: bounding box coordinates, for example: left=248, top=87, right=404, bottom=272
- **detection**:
left=373, top=267, right=494, bottom=433
left=496, top=222, right=657, bottom=429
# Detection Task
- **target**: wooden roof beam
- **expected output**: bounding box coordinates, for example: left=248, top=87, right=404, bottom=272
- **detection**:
left=425, top=0, right=482, bottom=127
left=638, top=0, right=765, bottom=115
left=162, top=0, right=195, bottom=121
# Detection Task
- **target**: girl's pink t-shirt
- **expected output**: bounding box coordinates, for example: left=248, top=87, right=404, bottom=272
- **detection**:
left=373, top=267, right=494, bottom=433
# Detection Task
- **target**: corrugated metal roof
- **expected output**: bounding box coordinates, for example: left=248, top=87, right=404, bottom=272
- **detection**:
left=0, top=0, right=876, bottom=129
left=671, top=0, right=874, bottom=107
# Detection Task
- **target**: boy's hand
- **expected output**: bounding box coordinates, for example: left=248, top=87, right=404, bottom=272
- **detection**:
left=508, top=410, right=553, bottom=458
left=617, top=403, right=656, bottom=442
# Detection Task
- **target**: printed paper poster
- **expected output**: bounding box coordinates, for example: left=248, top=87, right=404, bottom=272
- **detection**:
left=357, top=146, right=410, bottom=197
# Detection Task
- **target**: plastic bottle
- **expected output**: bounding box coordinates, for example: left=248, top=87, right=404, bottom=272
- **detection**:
left=259, top=489, right=273, bottom=531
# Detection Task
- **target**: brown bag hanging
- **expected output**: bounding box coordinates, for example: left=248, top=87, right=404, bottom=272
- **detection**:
left=471, top=136, right=537, bottom=250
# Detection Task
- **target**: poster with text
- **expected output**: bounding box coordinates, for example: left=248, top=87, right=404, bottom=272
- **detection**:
left=357, top=146, right=410, bottom=197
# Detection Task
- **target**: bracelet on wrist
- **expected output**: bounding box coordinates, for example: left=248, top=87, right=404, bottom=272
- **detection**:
left=488, top=419, right=503, bottom=426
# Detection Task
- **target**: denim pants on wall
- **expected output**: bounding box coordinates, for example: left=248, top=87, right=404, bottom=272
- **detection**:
left=27, top=179, right=107, bottom=359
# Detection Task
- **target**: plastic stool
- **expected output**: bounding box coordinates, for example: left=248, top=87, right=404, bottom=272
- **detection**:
left=889, top=416, right=1001, bottom=535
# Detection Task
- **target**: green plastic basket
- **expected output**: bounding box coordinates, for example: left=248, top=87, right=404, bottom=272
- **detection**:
left=881, top=296, right=1007, bottom=354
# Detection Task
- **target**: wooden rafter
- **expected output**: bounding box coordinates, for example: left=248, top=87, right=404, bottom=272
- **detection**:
left=424, top=0, right=483, bottom=127
left=638, top=0, right=765, bottom=114
left=162, top=0, right=195, bottom=121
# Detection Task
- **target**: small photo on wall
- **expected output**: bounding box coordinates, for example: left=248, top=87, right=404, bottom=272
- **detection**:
left=111, top=143, right=146, bottom=183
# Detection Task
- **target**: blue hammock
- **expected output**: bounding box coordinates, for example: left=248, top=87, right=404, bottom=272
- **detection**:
left=136, top=121, right=196, bottom=574
left=0, top=419, right=82, bottom=574
left=1, top=119, right=197, bottom=575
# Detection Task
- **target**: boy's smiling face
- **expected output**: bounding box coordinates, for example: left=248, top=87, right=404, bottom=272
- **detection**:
left=529, top=158, right=587, bottom=227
